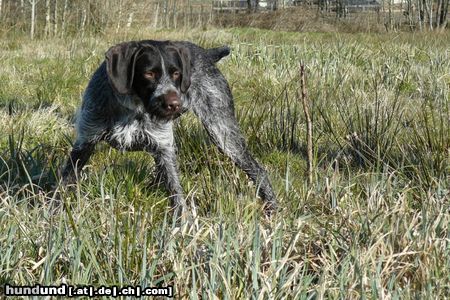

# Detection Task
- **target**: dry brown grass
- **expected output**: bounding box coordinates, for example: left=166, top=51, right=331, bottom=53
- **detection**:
left=213, top=7, right=387, bottom=33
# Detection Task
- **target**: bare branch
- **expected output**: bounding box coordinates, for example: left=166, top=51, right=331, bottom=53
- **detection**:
left=300, top=64, right=314, bottom=185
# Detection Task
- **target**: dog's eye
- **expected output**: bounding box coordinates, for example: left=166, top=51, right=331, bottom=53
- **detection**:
left=172, top=71, right=181, bottom=80
left=144, top=71, right=156, bottom=80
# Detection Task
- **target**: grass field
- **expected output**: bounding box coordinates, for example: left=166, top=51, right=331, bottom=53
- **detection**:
left=0, top=27, right=449, bottom=298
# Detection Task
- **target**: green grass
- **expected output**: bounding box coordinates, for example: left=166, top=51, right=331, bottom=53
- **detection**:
left=0, top=28, right=449, bottom=298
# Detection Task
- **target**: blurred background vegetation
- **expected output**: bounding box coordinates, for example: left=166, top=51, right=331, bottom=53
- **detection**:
left=0, top=0, right=448, bottom=39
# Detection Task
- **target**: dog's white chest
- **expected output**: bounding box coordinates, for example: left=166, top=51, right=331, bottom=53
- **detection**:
left=109, top=115, right=174, bottom=151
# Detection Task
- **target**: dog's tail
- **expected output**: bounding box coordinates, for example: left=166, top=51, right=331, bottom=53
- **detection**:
left=206, top=46, right=230, bottom=63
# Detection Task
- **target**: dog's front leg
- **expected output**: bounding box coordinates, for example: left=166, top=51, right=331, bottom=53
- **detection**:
left=151, top=146, right=186, bottom=210
left=61, top=141, right=96, bottom=184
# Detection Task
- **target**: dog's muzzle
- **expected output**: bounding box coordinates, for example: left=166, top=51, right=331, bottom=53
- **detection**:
left=147, top=89, right=182, bottom=119
left=163, top=91, right=181, bottom=114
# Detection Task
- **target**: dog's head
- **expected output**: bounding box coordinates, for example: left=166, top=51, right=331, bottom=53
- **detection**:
left=105, top=41, right=191, bottom=119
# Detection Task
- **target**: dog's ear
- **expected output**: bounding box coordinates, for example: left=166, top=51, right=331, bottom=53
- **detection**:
left=168, top=45, right=191, bottom=93
left=105, top=42, right=141, bottom=95
left=178, top=47, right=191, bottom=93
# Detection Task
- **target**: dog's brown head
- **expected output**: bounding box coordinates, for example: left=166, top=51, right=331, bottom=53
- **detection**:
left=105, top=41, right=191, bottom=119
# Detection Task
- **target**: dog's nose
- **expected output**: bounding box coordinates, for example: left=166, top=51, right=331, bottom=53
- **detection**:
left=164, top=91, right=181, bottom=112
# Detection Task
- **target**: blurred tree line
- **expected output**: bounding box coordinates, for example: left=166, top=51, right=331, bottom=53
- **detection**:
left=0, top=0, right=447, bottom=38
left=0, top=0, right=162, bottom=38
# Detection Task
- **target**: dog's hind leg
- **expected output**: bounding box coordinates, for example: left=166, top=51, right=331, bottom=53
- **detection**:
left=191, top=81, right=277, bottom=212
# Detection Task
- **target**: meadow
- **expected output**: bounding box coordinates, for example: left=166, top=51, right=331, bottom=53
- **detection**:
left=0, top=27, right=449, bottom=298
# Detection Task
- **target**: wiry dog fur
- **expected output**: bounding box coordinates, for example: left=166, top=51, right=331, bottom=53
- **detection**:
left=62, top=40, right=277, bottom=211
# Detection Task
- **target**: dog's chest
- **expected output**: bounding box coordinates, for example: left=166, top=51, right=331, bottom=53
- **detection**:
left=107, top=113, right=173, bottom=151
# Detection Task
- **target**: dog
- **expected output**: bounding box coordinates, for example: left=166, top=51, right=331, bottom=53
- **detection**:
left=62, top=40, right=277, bottom=212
